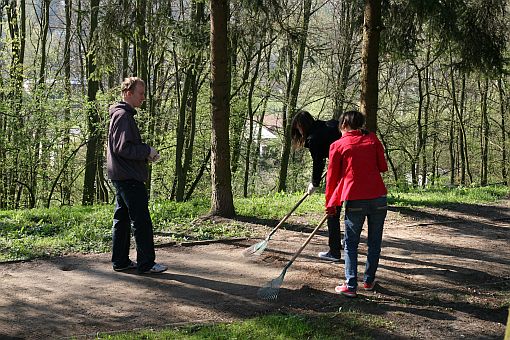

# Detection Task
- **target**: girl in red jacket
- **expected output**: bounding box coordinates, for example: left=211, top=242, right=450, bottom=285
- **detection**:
left=325, top=110, right=388, bottom=297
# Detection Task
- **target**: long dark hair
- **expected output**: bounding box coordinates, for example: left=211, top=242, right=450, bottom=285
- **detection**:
left=291, top=110, right=315, bottom=148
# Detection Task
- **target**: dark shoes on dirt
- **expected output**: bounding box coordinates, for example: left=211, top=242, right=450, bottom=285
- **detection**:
left=113, top=261, right=168, bottom=274
left=113, top=260, right=137, bottom=272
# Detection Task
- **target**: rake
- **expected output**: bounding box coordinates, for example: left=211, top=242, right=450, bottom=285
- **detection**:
left=242, top=191, right=309, bottom=257
left=257, top=214, right=328, bottom=300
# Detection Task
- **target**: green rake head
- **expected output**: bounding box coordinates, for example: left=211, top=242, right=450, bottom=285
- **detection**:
left=242, top=239, right=268, bottom=257
left=257, top=268, right=287, bottom=300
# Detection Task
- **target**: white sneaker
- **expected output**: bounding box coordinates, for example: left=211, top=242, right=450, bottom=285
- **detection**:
left=143, top=263, right=168, bottom=274
left=318, top=251, right=340, bottom=262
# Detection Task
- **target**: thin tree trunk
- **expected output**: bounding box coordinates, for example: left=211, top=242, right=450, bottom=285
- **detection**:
left=449, top=107, right=456, bottom=186
left=174, top=66, right=192, bottom=201
left=243, top=47, right=262, bottom=197
left=333, top=0, right=357, bottom=119
left=230, top=53, right=251, bottom=174
left=62, top=0, right=72, bottom=205
left=82, top=0, right=100, bottom=205
left=480, top=77, right=489, bottom=186
left=185, top=149, right=211, bottom=201
left=6, top=0, right=25, bottom=208
left=498, top=79, right=507, bottom=185
left=278, top=0, right=312, bottom=192
left=175, top=1, right=205, bottom=202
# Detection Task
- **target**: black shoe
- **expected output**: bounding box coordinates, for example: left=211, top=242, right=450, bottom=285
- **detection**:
left=113, top=260, right=137, bottom=272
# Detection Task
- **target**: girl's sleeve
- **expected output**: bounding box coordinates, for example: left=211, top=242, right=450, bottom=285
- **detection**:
left=325, top=143, right=342, bottom=207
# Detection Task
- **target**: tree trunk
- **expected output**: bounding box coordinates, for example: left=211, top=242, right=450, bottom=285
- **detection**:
left=420, top=46, right=431, bottom=188
left=332, top=0, right=358, bottom=119
left=38, top=0, right=50, bottom=85
left=82, top=0, right=100, bottom=205
left=210, top=0, right=234, bottom=217
left=5, top=0, right=25, bottom=209
left=498, top=79, right=507, bottom=185
left=121, top=0, right=129, bottom=79
left=448, top=106, right=456, bottom=186
left=277, top=0, right=312, bottom=192
left=230, top=53, right=251, bottom=174
left=360, top=0, right=382, bottom=132
left=174, top=66, right=192, bottom=201
left=479, top=77, right=489, bottom=186
left=175, top=1, right=205, bottom=202
left=62, top=0, right=72, bottom=205
left=243, top=47, right=262, bottom=197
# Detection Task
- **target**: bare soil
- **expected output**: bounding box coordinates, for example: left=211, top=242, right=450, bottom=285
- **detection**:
left=1, top=199, right=509, bottom=339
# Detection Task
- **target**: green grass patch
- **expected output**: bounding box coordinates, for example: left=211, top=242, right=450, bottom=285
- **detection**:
left=1, top=185, right=508, bottom=261
left=387, top=185, right=510, bottom=207
left=95, top=313, right=393, bottom=340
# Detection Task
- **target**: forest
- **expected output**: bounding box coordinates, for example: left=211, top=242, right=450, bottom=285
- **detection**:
left=0, top=0, right=509, bottom=213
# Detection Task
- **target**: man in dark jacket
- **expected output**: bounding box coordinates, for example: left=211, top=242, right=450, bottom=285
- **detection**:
left=107, top=77, right=167, bottom=274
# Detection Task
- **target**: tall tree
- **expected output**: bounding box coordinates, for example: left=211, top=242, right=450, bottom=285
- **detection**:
left=174, top=0, right=206, bottom=202
left=479, top=77, right=489, bottom=186
left=497, top=79, right=507, bottom=185
left=360, top=0, right=382, bottom=132
left=61, top=0, right=73, bottom=205
left=82, top=0, right=101, bottom=205
left=5, top=0, right=26, bottom=208
left=277, top=0, right=312, bottom=192
left=209, top=0, right=234, bottom=217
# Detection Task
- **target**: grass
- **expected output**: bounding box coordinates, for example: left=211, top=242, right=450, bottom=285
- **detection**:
left=95, top=313, right=393, bottom=340
left=387, top=185, right=510, bottom=207
left=0, top=185, right=508, bottom=261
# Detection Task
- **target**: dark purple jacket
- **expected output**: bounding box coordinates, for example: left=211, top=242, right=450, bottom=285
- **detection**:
left=107, top=102, right=151, bottom=182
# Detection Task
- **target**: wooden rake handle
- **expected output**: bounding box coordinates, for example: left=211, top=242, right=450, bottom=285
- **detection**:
left=284, top=214, right=329, bottom=270
left=267, top=192, right=309, bottom=238
left=267, top=173, right=327, bottom=239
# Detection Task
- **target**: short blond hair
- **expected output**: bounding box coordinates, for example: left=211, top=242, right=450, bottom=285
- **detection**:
left=121, top=77, right=145, bottom=94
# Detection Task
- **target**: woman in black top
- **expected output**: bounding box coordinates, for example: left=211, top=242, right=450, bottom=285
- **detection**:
left=291, top=110, right=342, bottom=261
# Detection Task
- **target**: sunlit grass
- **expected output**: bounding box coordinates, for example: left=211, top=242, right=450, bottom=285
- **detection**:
left=1, top=185, right=508, bottom=261
left=387, top=185, right=510, bottom=207
left=96, top=313, right=393, bottom=340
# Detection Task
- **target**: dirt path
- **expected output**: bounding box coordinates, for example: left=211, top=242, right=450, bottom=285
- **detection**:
left=1, top=200, right=509, bottom=339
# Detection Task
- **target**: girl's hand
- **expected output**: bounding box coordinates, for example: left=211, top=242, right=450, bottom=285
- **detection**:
left=325, top=206, right=336, bottom=216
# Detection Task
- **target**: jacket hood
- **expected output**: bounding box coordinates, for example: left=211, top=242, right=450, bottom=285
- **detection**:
left=109, top=101, right=136, bottom=117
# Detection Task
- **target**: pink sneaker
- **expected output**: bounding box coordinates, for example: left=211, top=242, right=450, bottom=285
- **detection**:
left=335, top=283, right=357, bottom=298
left=363, top=280, right=376, bottom=291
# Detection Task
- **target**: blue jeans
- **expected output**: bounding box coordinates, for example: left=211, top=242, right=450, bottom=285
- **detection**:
left=111, top=180, right=155, bottom=272
left=343, top=196, right=387, bottom=289
left=327, top=206, right=342, bottom=258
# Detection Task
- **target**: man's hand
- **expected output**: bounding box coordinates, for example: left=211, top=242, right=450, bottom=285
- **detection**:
left=307, top=182, right=317, bottom=195
left=325, top=206, right=336, bottom=216
left=148, top=147, right=161, bottom=162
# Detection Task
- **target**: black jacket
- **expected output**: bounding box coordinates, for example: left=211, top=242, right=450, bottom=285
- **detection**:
left=304, top=119, right=341, bottom=187
left=106, top=102, right=151, bottom=182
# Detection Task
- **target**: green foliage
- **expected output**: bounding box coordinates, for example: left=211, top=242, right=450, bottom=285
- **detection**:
left=382, top=0, right=508, bottom=72
left=95, top=313, right=392, bottom=339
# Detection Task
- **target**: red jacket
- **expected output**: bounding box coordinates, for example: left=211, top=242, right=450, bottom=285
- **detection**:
left=325, top=130, right=388, bottom=208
